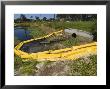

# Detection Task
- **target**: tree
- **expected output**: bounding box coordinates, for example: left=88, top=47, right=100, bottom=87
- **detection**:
left=69, top=14, right=81, bottom=21
left=35, top=16, right=39, bottom=21
left=30, top=16, right=33, bottom=18
left=56, top=14, right=67, bottom=19
left=49, top=18, right=55, bottom=21
left=56, top=14, right=82, bottom=21
left=43, top=17, right=47, bottom=21
left=20, top=14, right=27, bottom=22
left=56, top=14, right=97, bottom=21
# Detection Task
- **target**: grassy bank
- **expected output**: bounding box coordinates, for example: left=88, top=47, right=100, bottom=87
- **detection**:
left=15, top=21, right=96, bottom=31
left=15, top=20, right=96, bottom=38
left=45, top=21, right=96, bottom=32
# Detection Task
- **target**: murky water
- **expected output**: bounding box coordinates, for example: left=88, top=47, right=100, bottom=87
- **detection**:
left=20, top=38, right=66, bottom=53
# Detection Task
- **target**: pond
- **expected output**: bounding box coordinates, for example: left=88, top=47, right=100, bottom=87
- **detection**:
left=20, top=35, right=73, bottom=53
left=14, top=27, right=32, bottom=41
left=20, top=38, right=66, bottom=53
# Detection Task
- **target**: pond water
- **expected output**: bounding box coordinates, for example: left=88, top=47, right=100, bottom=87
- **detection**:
left=20, top=37, right=68, bottom=53
left=20, top=39, right=51, bottom=53
left=14, top=27, right=32, bottom=41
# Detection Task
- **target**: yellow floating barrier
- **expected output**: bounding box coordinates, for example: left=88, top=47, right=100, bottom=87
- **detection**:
left=14, top=30, right=97, bottom=61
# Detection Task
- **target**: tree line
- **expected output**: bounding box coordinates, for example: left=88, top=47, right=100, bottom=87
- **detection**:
left=14, top=14, right=97, bottom=23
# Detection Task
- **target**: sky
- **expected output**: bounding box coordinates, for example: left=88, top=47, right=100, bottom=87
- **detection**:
left=14, top=14, right=56, bottom=19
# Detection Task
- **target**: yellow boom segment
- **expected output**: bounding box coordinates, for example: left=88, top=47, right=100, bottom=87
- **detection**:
left=14, top=30, right=97, bottom=61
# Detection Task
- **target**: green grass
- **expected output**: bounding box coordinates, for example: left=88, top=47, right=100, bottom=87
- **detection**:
left=15, top=20, right=96, bottom=32
left=14, top=20, right=96, bottom=39
left=45, top=21, right=96, bottom=32
left=15, top=22, right=31, bottom=27
left=61, top=37, right=80, bottom=47
left=14, top=56, right=23, bottom=69
left=14, top=55, right=39, bottom=76
left=60, top=36, right=91, bottom=47
left=27, top=27, right=46, bottom=38
left=69, top=55, right=97, bottom=76
left=19, top=62, right=37, bottom=76
left=14, top=56, right=53, bottom=76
